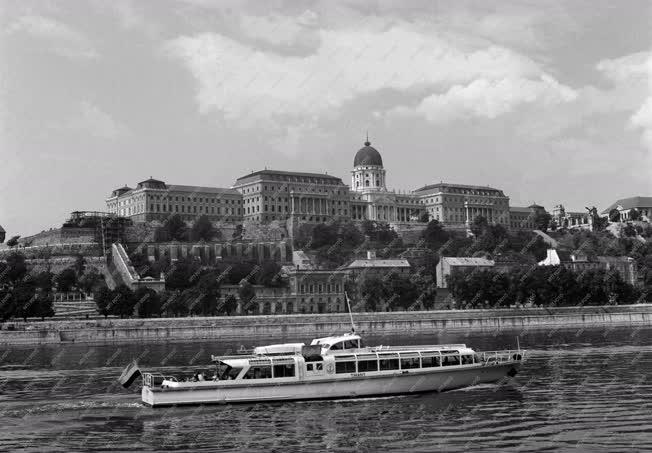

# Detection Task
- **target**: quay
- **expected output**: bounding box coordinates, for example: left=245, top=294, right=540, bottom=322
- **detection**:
left=1, top=305, right=651, bottom=345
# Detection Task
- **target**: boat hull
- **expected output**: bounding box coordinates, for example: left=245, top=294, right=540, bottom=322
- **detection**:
left=142, top=362, right=519, bottom=407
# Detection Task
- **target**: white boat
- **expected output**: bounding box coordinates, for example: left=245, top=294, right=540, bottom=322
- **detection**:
left=129, top=333, right=524, bottom=407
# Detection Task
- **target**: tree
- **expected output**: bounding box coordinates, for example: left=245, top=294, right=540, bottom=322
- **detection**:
left=222, top=294, right=238, bottom=315
left=164, top=214, right=187, bottom=241
left=165, top=257, right=201, bottom=290
left=12, top=280, right=38, bottom=322
left=160, top=290, right=187, bottom=317
left=6, top=235, right=20, bottom=247
left=257, top=261, right=284, bottom=287
left=190, top=215, right=217, bottom=242
left=608, top=209, right=621, bottom=222
left=111, top=284, right=137, bottom=318
left=422, top=220, right=449, bottom=251
left=238, top=280, right=256, bottom=313
left=94, top=286, right=113, bottom=318
left=134, top=287, right=161, bottom=318
left=358, top=275, right=390, bottom=311
left=33, top=271, right=54, bottom=292
left=534, top=211, right=552, bottom=232
left=471, top=216, right=489, bottom=237
left=191, top=272, right=221, bottom=316
left=622, top=224, right=638, bottom=237
left=629, top=208, right=641, bottom=221
left=232, top=224, right=244, bottom=240
left=1, top=252, right=27, bottom=283
left=419, top=211, right=430, bottom=223
left=74, top=254, right=86, bottom=277
left=30, top=292, right=54, bottom=320
left=55, top=268, right=77, bottom=292
left=79, top=268, right=104, bottom=293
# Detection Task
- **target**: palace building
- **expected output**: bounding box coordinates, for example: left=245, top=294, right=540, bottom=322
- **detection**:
left=105, top=178, right=242, bottom=223
left=106, top=139, right=521, bottom=231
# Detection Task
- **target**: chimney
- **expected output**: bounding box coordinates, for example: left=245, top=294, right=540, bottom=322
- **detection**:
left=367, top=250, right=376, bottom=260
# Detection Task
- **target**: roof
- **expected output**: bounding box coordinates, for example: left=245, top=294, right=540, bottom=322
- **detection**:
left=601, top=196, right=652, bottom=214
left=235, top=169, right=344, bottom=183
left=413, top=182, right=503, bottom=194
left=510, top=206, right=533, bottom=213
left=440, top=257, right=495, bottom=266
left=354, top=141, right=383, bottom=167
left=347, top=258, right=411, bottom=269
left=0, top=225, right=5, bottom=233
left=138, top=177, right=165, bottom=185
left=167, top=185, right=240, bottom=195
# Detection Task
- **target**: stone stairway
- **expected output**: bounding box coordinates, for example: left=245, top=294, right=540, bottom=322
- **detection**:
left=53, top=299, right=98, bottom=319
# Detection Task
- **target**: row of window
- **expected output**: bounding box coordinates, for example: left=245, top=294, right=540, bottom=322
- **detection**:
left=240, top=183, right=346, bottom=195
left=299, top=283, right=342, bottom=294
left=149, top=204, right=241, bottom=215
left=335, top=354, right=473, bottom=374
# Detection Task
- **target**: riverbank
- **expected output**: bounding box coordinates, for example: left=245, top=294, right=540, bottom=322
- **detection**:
left=1, top=304, right=651, bottom=345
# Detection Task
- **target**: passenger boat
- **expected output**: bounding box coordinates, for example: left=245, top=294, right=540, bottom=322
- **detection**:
left=123, top=332, right=524, bottom=407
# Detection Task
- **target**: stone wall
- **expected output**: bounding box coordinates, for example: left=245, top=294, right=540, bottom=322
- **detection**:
left=0, top=242, right=102, bottom=259
left=1, top=304, right=650, bottom=345
left=134, top=240, right=292, bottom=264
left=242, top=220, right=288, bottom=241
left=391, top=222, right=428, bottom=245
left=24, top=256, right=106, bottom=275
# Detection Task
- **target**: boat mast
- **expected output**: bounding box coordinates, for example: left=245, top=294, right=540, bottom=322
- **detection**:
left=344, top=291, right=356, bottom=333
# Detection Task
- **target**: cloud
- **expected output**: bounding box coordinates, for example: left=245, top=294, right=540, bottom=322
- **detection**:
left=6, top=15, right=98, bottom=59
left=57, top=101, right=127, bottom=139
left=239, top=10, right=319, bottom=48
left=164, top=20, right=571, bottom=128
left=626, top=55, right=652, bottom=153
left=391, top=75, right=577, bottom=123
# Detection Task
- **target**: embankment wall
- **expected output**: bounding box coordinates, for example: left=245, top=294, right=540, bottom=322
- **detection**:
left=1, top=305, right=650, bottom=345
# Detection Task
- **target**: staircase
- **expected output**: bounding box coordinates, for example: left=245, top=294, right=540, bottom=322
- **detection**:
left=53, top=298, right=98, bottom=319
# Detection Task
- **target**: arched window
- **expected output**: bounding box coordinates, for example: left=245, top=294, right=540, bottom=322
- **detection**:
left=365, top=180, right=370, bottom=187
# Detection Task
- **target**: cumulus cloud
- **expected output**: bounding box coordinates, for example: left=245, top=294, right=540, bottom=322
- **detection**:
left=6, top=15, right=98, bottom=59
left=239, top=10, right=319, bottom=47
left=164, top=20, right=571, bottom=129
left=57, top=101, right=127, bottom=139
left=391, top=75, right=577, bottom=123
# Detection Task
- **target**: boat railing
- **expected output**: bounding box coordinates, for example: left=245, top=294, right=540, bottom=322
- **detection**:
left=372, top=344, right=468, bottom=352
left=478, top=350, right=525, bottom=364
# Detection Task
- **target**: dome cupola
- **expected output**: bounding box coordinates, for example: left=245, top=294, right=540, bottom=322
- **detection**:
left=354, top=140, right=383, bottom=167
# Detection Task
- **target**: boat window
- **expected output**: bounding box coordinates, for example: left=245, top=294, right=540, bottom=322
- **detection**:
left=218, top=366, right=243, bottom=380
left=243, top=365, right=272, bottom=379
left=335, top=361, right=356, bottom=374
left=357, top=360, right=378, bottom=372
left=421, top=356, right=440, bottom=367
left=343, top=340, right=359, bottom=349
left=400, top=358, right=420, bottom=369
left=461, top=355, right=473, bottom=365
left=273, top=364, right=295, bottom=378
left=379, top=358, right=400, bottom=371
left=330, top=342, right=343, bottom=350
left=442, top=355, right=460, bottom=366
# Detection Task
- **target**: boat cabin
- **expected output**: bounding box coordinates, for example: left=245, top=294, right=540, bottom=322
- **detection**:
left=310, top=334, right=363, bottom=353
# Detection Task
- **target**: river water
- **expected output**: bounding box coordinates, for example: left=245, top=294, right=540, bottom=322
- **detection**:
left=0, top=326, right=651, bottom=452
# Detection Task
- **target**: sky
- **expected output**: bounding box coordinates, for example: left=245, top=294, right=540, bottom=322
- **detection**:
left=1, top=0, right=651, bottom=237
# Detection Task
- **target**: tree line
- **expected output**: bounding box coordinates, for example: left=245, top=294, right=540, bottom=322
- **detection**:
left=447, top=266, right=645, bottom=309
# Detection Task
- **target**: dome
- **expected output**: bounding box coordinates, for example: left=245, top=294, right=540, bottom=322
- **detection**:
left=354, top=141, right=383, bottom=167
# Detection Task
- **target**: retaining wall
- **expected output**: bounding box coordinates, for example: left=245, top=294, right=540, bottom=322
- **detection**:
left=1, top=305, right=650, bottom=345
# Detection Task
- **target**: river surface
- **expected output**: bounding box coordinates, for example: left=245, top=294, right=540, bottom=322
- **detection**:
left=0, top=326, right=651, bottom=452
